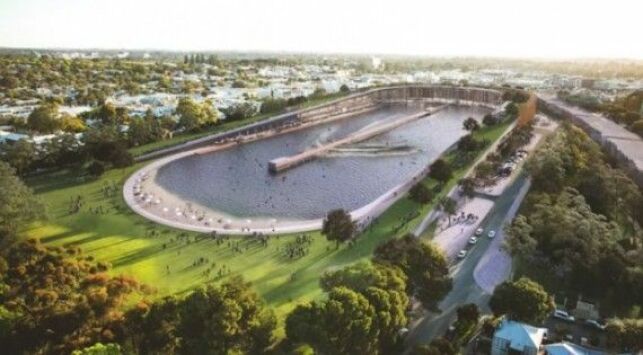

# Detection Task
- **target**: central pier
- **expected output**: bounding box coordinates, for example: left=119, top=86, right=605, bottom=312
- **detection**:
left=268, top=105, right=448, bottom=173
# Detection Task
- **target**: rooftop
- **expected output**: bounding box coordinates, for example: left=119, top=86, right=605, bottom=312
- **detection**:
left=495, top=319, right=548, bottom=351
left=545, top=341, right=605, bottom=355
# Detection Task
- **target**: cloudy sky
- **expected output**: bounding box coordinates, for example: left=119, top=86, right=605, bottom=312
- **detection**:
left=0, top=0, right=640, bottom=59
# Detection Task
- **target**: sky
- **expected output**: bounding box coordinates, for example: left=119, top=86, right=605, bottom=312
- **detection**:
left=0, top=0, right=641, bottom=59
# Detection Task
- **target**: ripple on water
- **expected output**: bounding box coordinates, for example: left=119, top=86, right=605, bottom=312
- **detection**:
left=155, top=105, right=491, bottom=220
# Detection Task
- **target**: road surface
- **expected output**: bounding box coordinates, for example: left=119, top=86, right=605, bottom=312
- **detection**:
left=404, top=173, right=530, bottom=350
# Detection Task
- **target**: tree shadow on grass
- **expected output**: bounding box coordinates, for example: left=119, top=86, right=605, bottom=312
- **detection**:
left=38, top=229, right=82, bottom=244
left=256, top=249, right=333, bottom=304
left=111, top=244, right=167, bottom=268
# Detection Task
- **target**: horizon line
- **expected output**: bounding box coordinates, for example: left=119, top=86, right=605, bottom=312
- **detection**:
left=1, top=45, right=642, bottom=63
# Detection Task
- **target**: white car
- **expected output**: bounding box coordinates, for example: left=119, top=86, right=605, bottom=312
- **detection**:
left=585, top=319, right=606, bottom=331
left=475, top=228, right=484, bottom=236
left=487, top=230, right=496, bottom=238
left=468, top=236, right=478, bottom=245
left=553, top=310, right=575, bottom=322
left=457, top=250, right=467, bottom=259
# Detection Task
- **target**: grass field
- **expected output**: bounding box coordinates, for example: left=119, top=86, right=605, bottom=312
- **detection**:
left=25, top=116, right=513, bottom=323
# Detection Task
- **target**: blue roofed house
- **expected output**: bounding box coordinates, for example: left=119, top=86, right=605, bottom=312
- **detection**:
left=544, top=342, right=605, bottom=355
left=491, top=319, right=548, bottom=355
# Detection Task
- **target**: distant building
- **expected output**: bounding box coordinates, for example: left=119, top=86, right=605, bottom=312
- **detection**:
left=0, top=130, right=29, bottom=144
left=573, top=299, right=599, bottom=321
left=491, top=319, right=548, bottom=355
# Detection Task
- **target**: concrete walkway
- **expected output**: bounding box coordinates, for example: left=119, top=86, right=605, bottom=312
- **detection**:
left=412, top=120, right=517, bottom=237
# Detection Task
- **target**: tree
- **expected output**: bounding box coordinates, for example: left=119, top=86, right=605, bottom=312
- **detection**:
left=127, top=276, right=276, bottom=355
left=489, top=277, right=554, bottom=323
left=320, top=261, right=406, bottom=294
left=176, top=276, right=276, bottom=354
left=27, top=103, right=61, bottom=133
left=286, top=287, right=378, bottom=355
left=41, top=133, right=88, bottom=168
left=176, top=97, right=213, bottom=132
left=474, top=160, right=495, bottom=180
left=463, top=117, right=480, bottom=131
left=457, top=134, right=482, bottom=152
left=319, top=261, right=409, bottom=353
left=84, top=126, right=133, bottom=168
left=429, top=158, right=453, bottom=183
left=456, top=303, right=480, bottom=325
left=505, top=102, right=519, bottom=117
left=339, top=84, right=350, bottom=93
left=483, top=114, right=497, bottom=126
left=1, top=139, right=35, bottom=175
left=60, top=113, right=87, bottom=132
left=221, top=102, right=255, bottom=122
left=458, top=177, right=476, bottom=198
left=95, top=101, right=120, bottom=125
left=605, top=318, right=643, bottom=352
left=321, top=209, right=355, bottom=247
left=412, top=338, right=457, bottom=355
left=87, top=161, right=106, bottom=177
left=72, top=343, right=122, bottom=355
left=0, top=162, right=45, bottom=243
left=374, top=235, right=452, bottom=311
left=438, top=197, right=457, bottom=226
left=0, top=239, right=142, bottom=354
left=176, top=97, right=203, bottom=131
left=409, top=183, right=432, bottom=204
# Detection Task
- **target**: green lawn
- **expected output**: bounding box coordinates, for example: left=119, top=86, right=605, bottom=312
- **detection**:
left=25, top=116, right=513, bottom=323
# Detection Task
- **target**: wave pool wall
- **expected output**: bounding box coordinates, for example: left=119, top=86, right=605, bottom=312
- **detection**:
left=137, top=85, right=504, bottom=162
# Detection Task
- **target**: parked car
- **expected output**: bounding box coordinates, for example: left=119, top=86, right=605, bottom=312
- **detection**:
left=457, top=250, right=467, bottom=259
left=469, top=236, right=478, bottom=245
left=585, top=319, right=606, bottom=331
left=487, top=230, right=496, bottom=238
left=475, top=228, right=484, bottom=236
left=553, top=309, right=575, bottom=322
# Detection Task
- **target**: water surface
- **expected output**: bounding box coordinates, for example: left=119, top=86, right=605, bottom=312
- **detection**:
left=156, top=105, right=490, bottom=220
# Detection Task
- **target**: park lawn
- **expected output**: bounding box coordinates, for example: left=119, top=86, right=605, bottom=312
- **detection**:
left=24, top=163, right=423, bottom=321
left=24, top=114, right=513, bottom=326
left=128, top=92, right=349, bottom=157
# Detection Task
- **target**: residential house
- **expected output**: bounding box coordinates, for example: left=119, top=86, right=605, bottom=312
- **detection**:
left=544, top=342, right=605, bottom=355
left=491, top=319, right=548, bottom=355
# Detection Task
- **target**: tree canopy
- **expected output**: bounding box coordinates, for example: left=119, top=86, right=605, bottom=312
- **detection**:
left=176, top=97, right=218, bottom=131
left=509, top=126, right=643, bottom=315
left=288, top=261, right=409, bottom=354
left=373, top=234, right=452, bottom=311
left=428, top=158, right=453, bottom=183
left=27, top=103, right=61, bottom=133
left=321, top=209, right=355, bottom=247
left=0, top=239, right=143, bottom=354
left=125, top=276, right=276, bottom=355
left=489, top=277, right=554, bottom=324
left=0, top=162, right=45, bottom=243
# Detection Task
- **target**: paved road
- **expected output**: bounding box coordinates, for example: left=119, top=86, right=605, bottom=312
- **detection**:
left=404, top=173, right=530, bottom=350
